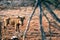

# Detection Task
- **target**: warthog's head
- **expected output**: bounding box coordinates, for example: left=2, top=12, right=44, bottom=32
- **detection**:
left=18, top=16, right=25, bottom=26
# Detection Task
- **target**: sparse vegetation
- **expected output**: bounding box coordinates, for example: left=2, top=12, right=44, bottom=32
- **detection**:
left=0, top=0, right=60, bottom=40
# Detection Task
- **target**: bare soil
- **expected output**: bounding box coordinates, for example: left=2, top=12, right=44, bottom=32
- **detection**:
left=0, top=7, right=60, bottom=40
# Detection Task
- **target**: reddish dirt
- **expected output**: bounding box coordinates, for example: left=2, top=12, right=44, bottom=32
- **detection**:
left=1, top=7, right=60, bottom=40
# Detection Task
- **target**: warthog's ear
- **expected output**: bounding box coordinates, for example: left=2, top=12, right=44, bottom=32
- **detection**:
left=6, top=18, right=10, bottom=25
left=18, top=16, right=25, bottom=19
left=17, top=16, right=25, bottom=26
left=20, top=17, right=25, bottom=26
left=20, top=17, right=25, bottom=22
left=22, top=16, right=25, bottom=20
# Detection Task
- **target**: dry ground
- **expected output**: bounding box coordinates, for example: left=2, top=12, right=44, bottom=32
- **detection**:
left=0, top=7, right=60, bottom=40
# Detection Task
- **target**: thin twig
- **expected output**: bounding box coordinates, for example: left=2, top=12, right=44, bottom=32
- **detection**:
left=43, top=13, right=52, bottom=40
left=43, top=1, right=60, bottom=23
left=23, top=0, right=38, bottom=40
left=38, top=0, right=46, bottom=40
